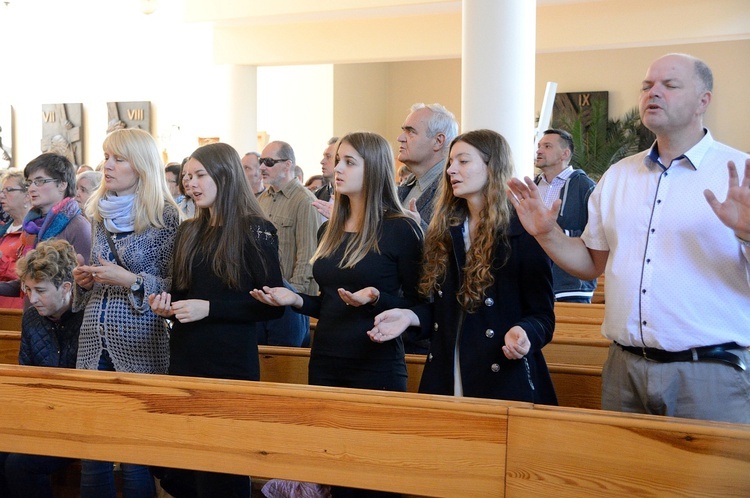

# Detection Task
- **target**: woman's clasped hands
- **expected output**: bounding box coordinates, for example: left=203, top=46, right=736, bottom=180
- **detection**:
left=148, top=292, right=209, bottom=323
left=73, top=256, right=137, bottom=290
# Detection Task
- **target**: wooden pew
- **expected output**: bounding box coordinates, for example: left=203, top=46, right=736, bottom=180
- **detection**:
left=0, top=330, right=20, bottom=365
left=592, top=274, right=606, bottom=303
left=546, top=302, right=608, bottom=368
left=259, top=345, right=603, bottom=411
left=0, top=365, right=510, bottom=497
left=506, top=404, right=750, bottom=497
left=545, top=302, right=607, bottom=409
left=1, top=365, right=749, bottom=497
left=0, top=303, right=609, bottom=410
left=259, top=346, right=427, bottom=394
left=0, top=307, right=22, bottom=331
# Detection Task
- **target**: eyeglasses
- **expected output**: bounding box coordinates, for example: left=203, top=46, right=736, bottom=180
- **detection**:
left=259, top=157, right=289, bottom=168
left=0, top=187, right=25, bottom=195
left=25, top=178, right=59, bottom=188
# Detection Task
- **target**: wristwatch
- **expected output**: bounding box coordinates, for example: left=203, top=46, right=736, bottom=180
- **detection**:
left=130, top=275, right=144, bottom=292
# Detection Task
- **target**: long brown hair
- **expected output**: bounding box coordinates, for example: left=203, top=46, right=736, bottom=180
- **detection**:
left=419, top=129, right=514, bottom=312
left=172, top=143, right=270, bottom=290
left=313, top=132, right=411, bottom=268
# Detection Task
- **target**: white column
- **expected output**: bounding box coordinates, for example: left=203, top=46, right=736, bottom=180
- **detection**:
left=462, top=0, right=536, bottom=179
left=222, top=65, right=258, bottom=154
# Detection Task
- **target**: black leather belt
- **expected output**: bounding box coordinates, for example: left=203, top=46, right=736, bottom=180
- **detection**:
left=616, top=342, right=747, bottom=371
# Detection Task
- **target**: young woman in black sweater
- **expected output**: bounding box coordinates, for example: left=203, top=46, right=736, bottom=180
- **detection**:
left=149, top=142, right=283, bottom=497
left=252, top=132, right=423, bottom=393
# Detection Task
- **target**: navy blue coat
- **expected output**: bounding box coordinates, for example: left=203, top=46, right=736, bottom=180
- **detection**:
left=19, top=308, right=81, bottom=368
left=415, top=215, right=557, bottom=404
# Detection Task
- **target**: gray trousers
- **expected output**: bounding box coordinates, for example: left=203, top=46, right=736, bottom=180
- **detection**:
left=602, top=342, right=750, bottom=424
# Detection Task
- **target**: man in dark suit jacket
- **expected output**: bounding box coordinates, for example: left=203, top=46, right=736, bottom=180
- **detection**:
left=396, top=103, right=458, bottom=354
left=396, top=103, right=458, bottom=227
left=315, top=137, right=338, bottom=203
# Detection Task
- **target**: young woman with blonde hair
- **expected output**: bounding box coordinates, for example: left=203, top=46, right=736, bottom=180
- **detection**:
left=72, top=128, right=181, bottom=498
left=369, top=129, right=557, bottom=404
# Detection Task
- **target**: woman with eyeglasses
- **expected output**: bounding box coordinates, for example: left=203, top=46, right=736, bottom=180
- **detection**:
left=72, top=128, right=181, bottom=498
left=22, top=153, right=92, bottom=258
left=0, top=153, right=92, bottom=303
left=0, top=171, right=31, bottom=307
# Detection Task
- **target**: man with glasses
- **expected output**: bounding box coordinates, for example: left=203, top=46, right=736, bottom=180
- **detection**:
left=534, top=128, right=597, bottom=303
left=256, top=141, right=320, bottom=347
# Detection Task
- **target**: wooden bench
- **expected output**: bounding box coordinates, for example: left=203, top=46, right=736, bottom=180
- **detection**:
left=0, top=365, right=748, bottom=497
left=546, top=302, right=608, bottom=368
left=0, top=330, right=20, bottom=365
left=0, top=307, right=22, bottom=331
left=592, top=273, right=606, bottom=303
left=0, top=302, right=609, bottom=410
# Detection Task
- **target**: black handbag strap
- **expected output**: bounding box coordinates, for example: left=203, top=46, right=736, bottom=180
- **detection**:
left=104, top=230, right=126, bottom=268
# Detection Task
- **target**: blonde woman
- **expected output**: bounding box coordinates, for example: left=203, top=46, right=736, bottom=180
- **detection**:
left=72, top=128, right=181, bottom=498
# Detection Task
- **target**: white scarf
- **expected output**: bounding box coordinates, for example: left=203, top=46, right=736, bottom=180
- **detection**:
left=98, top=193, right=136, bottom=233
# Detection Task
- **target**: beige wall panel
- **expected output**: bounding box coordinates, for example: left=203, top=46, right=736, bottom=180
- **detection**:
left=537, top=0, right=750, bottom=52
left=213, top=13, right=461, bottom=66
left=208, top=0, right=749, bottom=67
left=185, top=0, right=458, bottom=22
left=384, top=59, right=462, bottom=152
left=333, top=63, right=390, bottom=139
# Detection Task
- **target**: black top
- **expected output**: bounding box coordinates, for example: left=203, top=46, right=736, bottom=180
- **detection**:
left=299, top=216, right=423, bottom=361
left=169, top=217, right=284, bottom=381
left=416, top=215, right=557, bottom=404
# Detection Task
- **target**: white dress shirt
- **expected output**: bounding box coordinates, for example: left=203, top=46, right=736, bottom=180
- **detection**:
left=582, top=130, right=750, bottom=350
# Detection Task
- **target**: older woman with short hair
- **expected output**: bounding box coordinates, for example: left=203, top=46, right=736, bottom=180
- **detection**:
left=75, top=170, right=103, bottom=212
left=0, top=239, right=81, bottom=496
left=0, top=171, right=30, bottom=307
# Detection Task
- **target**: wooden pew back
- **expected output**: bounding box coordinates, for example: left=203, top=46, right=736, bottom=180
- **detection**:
left=1, top=365, right=749, bottom=497
left=0, top=330, right=19, bottom=365
left=0, top=365, right=509, bottom=497
left=0, top=302, right=610, bottom=410
left=0, top=308, right=21, bottom=331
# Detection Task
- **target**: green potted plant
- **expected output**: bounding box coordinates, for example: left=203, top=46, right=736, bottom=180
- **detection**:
left=552, top=101, right=655, bottom=180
